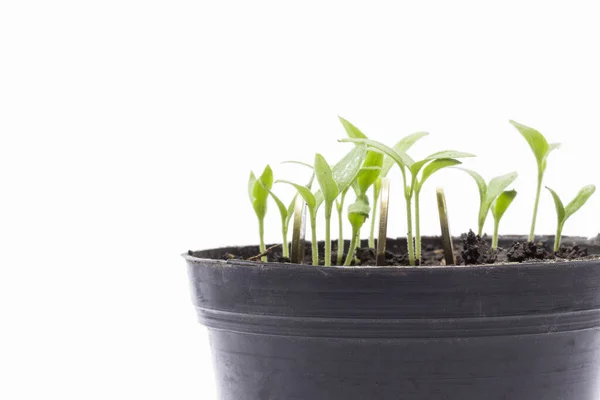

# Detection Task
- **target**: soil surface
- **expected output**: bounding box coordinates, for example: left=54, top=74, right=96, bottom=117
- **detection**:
left=188, top=232, right=600, bottom=266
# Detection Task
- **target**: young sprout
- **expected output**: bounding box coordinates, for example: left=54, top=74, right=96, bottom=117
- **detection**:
left=344, top=195, right=371, bottom=266
left=275, top=180, right=320, bottom=265
left=340, top=137, right=473, bottom=265
left=509, top=120, right=561, bottom=241
left=278, top=145, right=367, bottom=266
left=259, top=189, right=298, bottom=259
left=546, top=185, right=596, bottom=252
left=314, top=153, right=339, bottom=267
left=259, top=164, right=315, bottom=258
left=339, top=116, right=428, bottom=248
left=338, top=116, right=383, bottom=249
left=248, top=165, right=273, bottom=262
left=459, top=170, right=518, bottom=237
left=335, top=187, right=350, bottom=265
left=490, top=190, right=518, bottom=249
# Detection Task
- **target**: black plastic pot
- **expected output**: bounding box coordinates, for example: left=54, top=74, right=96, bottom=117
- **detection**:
left=184, top=253, right=600, bottom=400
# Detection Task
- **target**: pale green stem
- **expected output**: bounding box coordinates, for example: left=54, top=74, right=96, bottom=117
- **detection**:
left=336, top=197, right=346, bottom=265
left=406, top=196, right=415, bottom=266
left=554, top=222, right=563, bottom=253
left=259, top=218, right=266, bottom=262
left=310, top=212, right=318, bottom=266
left=369, top=191, right=379, bottom=249
left=354, top=228, right=361, bottom=263
left=282, top=226, right=289, bottom=258
left=415, top=190, right=422, bottom=262
left=529, top=172, right=543, bottom=242
left=337, top=206, right=344, bottom=265
left=325, top=217, right=332, bottom=266
left=492, top=218, right=499, bottom=250
left=344, top=228, right=359, bottom=266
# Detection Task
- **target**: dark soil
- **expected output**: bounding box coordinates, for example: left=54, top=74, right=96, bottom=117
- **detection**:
left=189, top=233, right=600, bottom=266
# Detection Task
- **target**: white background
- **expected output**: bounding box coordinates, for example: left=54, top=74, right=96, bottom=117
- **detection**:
left=1, top=1, right=600, bottom=399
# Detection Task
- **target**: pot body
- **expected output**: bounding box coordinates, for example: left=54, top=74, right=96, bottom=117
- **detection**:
left=185, top=255, right=600, bottom=400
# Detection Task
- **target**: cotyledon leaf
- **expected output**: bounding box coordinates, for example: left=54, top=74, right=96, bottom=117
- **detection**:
left=380, top=132, right=429, bottom=177
left=491, top=190, right=518, bottom=221
left=564, top=185, right=596, bottom=220
left=314, top=153, right=339, bottom=218
left=416, top=159, right=462, bottom=192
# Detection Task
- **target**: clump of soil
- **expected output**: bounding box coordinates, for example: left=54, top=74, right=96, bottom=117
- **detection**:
left=506, top=241, right=554, bottom=263
left=555, top=245, right=588, bottom=259
left=460, top=230, right=497, bottom=265
left=354, top=247, right=409, bottom=266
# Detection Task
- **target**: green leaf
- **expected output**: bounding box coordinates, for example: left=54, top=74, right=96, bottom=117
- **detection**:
left=314, top=153, right=339, bottom=218
left=546, top=187, right=566, bottom=224
left=509, top=120, right=549, bottom=170
left=395, top=131, right=430, bottom=152
left=409, top=159, right=430, bottom=177
left=485, top=172, right=518, bottom=206
left=332, top=143, right=368, bottom=193
left=564, top=185, right=596, bottom=220
left=416, top=159, right=462, bottom=192
left=347, top=194, right=371, bottom=231
left=257, top=177, right=288, bottom=223
left=338, top=116, right=367, bottom=139
left=541, top=142, right=561, bottom=172
left=380, top=132, right=429, bottom=177
left=340, top=138, right=414, bottom=169
left=424, top=150, right=476, bottom=160
left=276, top=180, right=316, bottom=210
left=357, top=150, right=384, bottom=194
left=459, top=168, right=487, bottom=204
left=285, top=194, right=298, bottom=227
left=249, top=165, right=272, bottom=219
left=491, top=190, right=517, bottom=221
left=248, top=171, right=257, bottom=203
left=411, top=150, right=475, bottom=177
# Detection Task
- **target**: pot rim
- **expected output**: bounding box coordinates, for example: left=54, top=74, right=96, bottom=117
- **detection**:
left=182, top=252, right=600, bottom=271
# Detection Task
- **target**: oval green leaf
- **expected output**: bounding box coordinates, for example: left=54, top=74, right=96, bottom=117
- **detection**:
left=509, top=120, right=549, bottom=169
left=491, top=190, right=517, bottom=221
left=340, top=138, right=414, bottom=169
left=485, top=172, right=518, bottom=206
left=545, top=186, right=566, bottom=224
left=338, top=116, right=367, bottom=139
left=417, top=159, right=462, bottom=192
left=314, top=153, right=339, bottom=216
left=380, top=132, right=429, bottom=177
left=250, top=165, right=273, bottom=219
left=357, top=151, right=384, bottom=194
left=564, top=185, right=596, bottom=220
left=276, top=180, right=316, bottom=210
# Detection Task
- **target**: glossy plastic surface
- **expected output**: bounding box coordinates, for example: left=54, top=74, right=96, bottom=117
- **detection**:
left=184, top=254, right=600, bottom=400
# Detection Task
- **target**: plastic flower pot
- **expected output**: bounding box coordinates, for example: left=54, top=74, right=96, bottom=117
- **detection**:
left=184, top=250, right=600, bottom=400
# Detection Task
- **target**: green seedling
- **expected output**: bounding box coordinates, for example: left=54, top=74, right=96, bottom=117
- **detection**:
left=490, top=190, right=518, bottom=249
left=335, top=187, right=350, bottom=264
left=248, top=165, right=273, bottom=261
left=344, top=194, right=371, bottom=266
left=546, top=185, right=596, bottom=252
left=314, top=153, right=339, bottom=267
left=276, top=180, right=320, bottom=265
left=459, top=170, right=518, bottom=237
left=340, top=137, right=473, bottom=265
left=278, top=145, right=367, bottom=266
left=339, top=116, right=428, bottom=249
left=260, top=163, right=315, bottom=258
left=338, top=116, right=384, bottom=249
left=510, top=120, right=561, bottom=241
